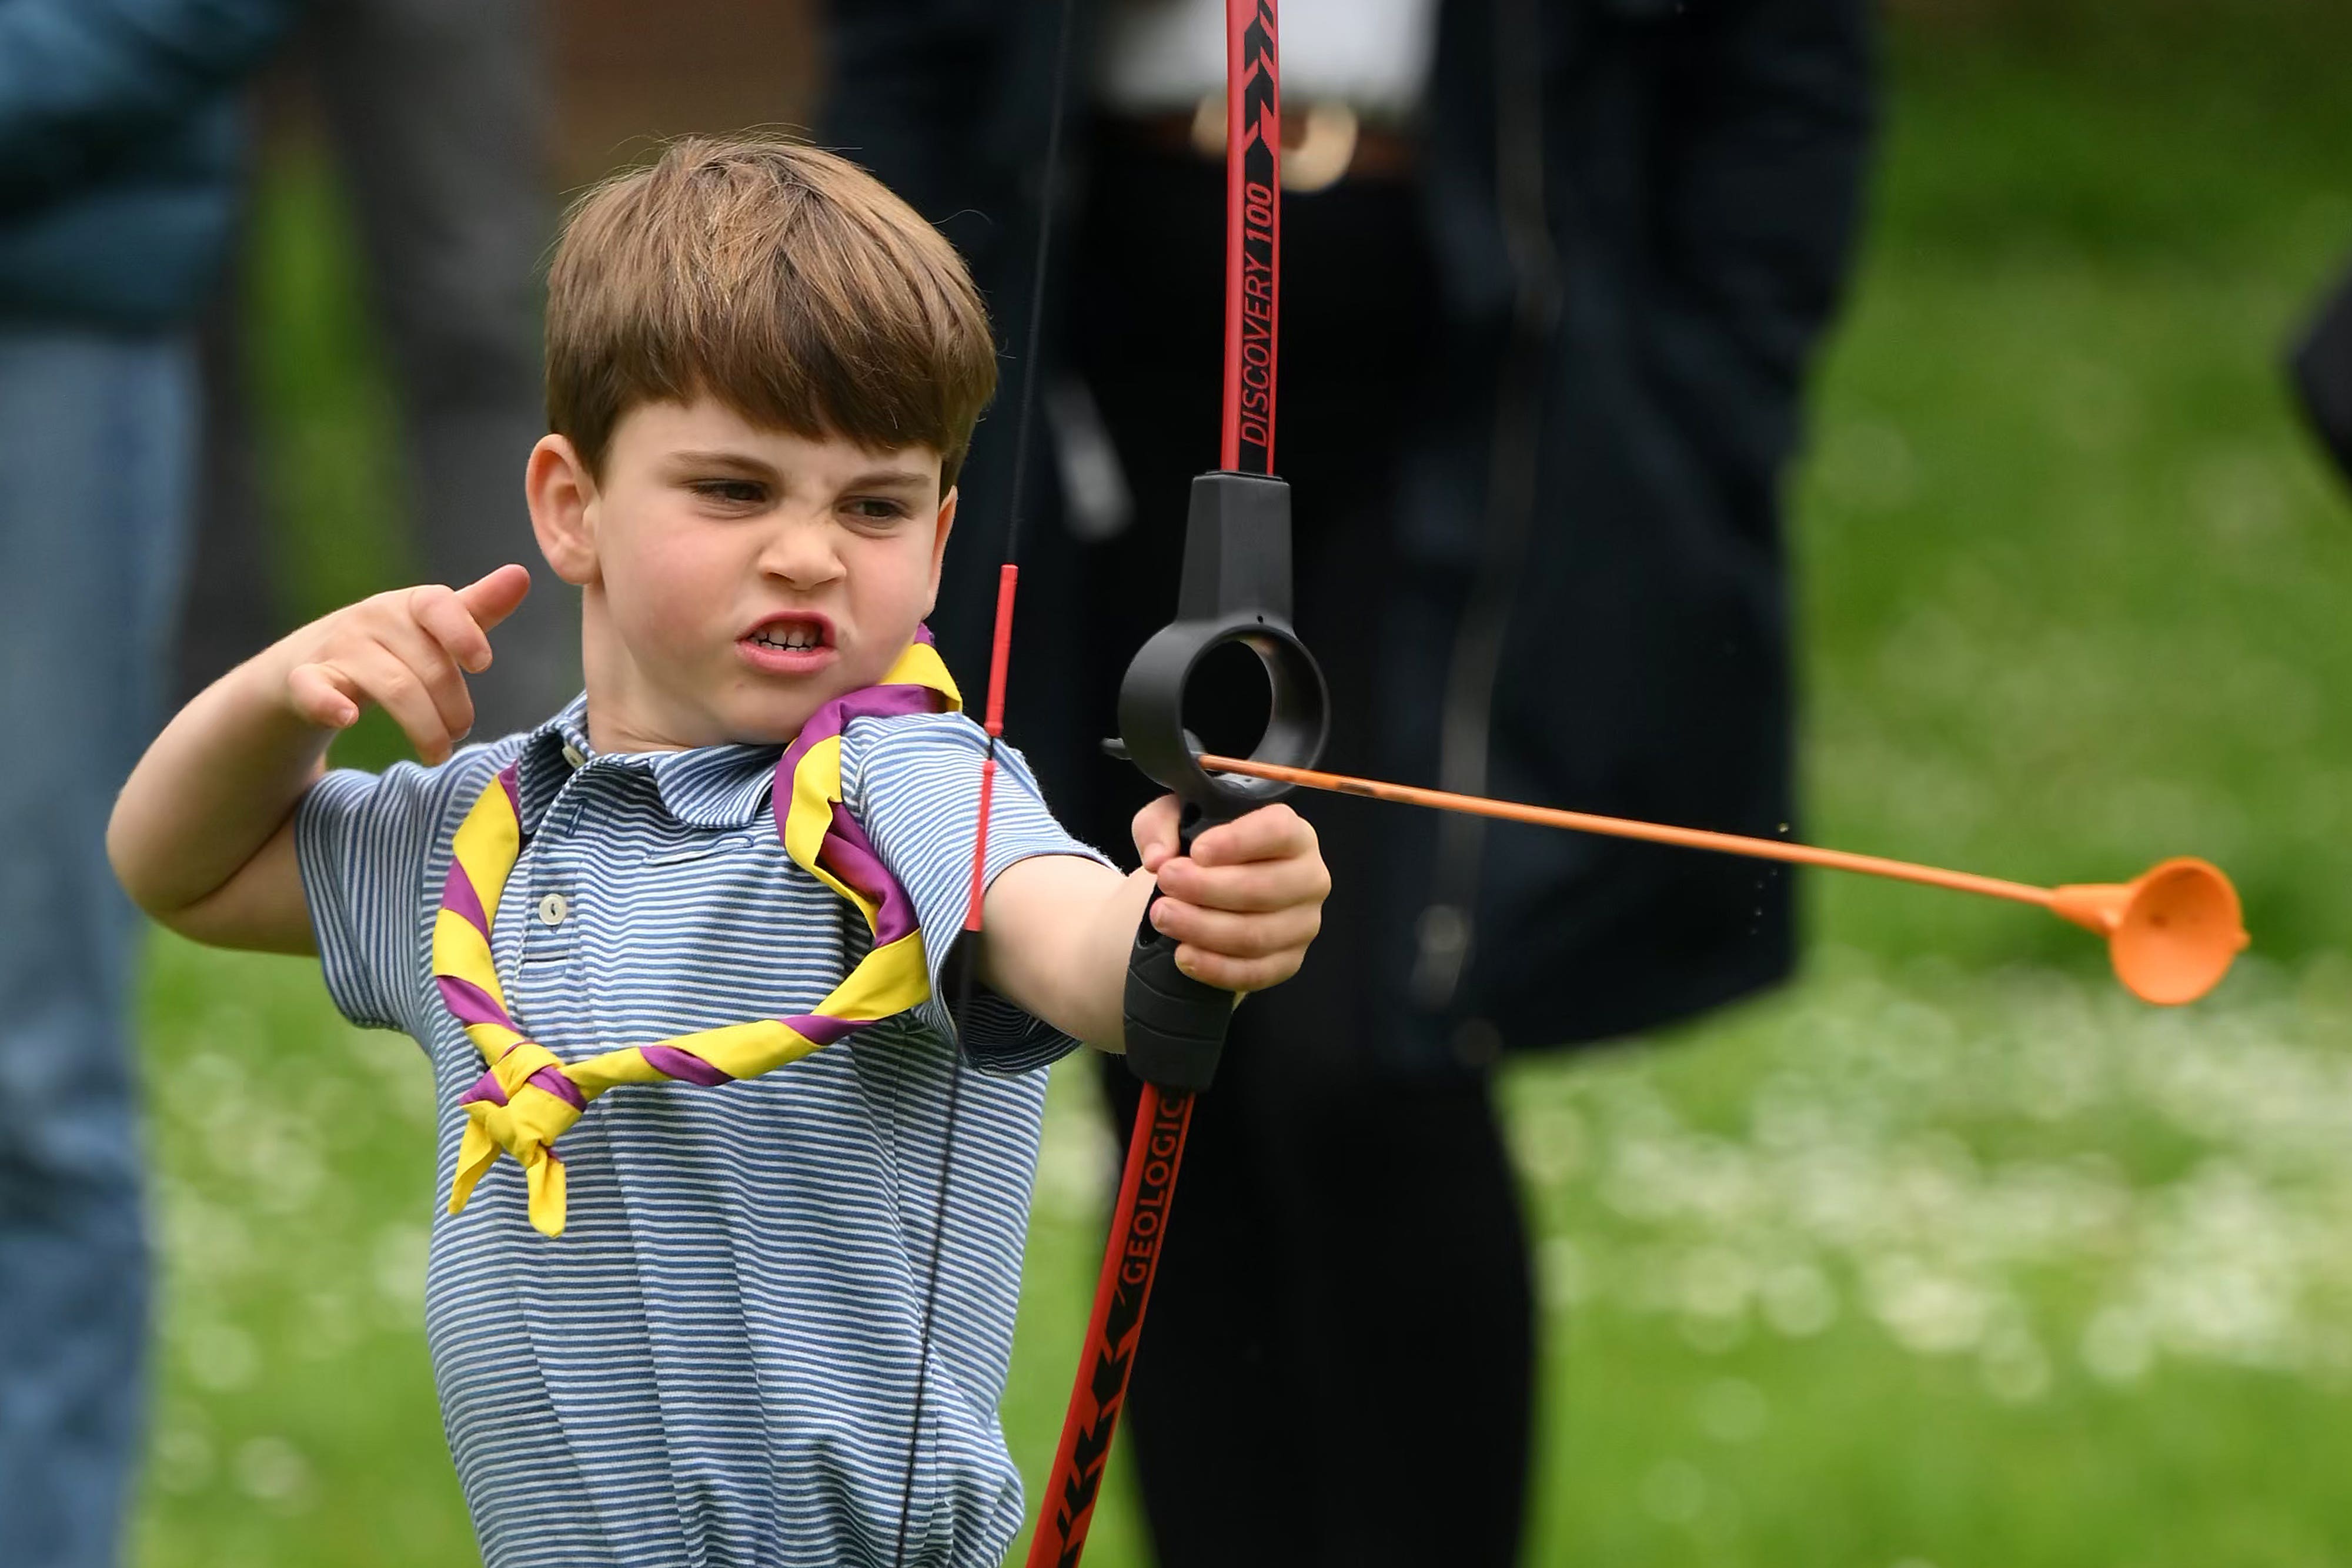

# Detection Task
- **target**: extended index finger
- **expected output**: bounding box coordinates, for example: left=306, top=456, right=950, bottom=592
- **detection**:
left=453, top=563, right=532, bottom=634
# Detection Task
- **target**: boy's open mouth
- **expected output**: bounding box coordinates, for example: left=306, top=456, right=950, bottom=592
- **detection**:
left=739, top=613, right=837, bottom=674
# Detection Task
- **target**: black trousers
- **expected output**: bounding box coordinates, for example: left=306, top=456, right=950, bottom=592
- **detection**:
left=1063, top=132, right=1535, bottom=1568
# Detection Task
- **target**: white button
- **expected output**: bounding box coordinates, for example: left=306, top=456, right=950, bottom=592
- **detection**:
left=561, top=743, right=587, bottom=770
left=536, top=893, right=570, bottom=927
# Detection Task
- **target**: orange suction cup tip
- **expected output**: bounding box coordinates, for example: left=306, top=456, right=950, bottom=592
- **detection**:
left=2047, top=857, right=2249, bottom=1005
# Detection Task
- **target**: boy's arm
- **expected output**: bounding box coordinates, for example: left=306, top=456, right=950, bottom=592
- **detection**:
left=107, top=566, right=530, bottom=951
left=973, top=800, right=1328, bottom=1051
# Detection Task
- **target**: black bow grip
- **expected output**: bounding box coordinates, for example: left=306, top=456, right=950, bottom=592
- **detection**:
left=1115, top=472, right=1329, bottom=1091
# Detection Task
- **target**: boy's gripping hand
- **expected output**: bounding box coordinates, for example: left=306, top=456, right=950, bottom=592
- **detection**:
left=966, top=797, right=1328, bottom=1049
left=283, top=564, right=533, bottom=764
left=1130, top=798, right=1330, bottom=993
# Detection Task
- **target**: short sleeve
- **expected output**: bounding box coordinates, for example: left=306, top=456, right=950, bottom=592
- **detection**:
left=844, top=713, right=1112, bottom=1074
left=294, top=756, right=484, bottom=1037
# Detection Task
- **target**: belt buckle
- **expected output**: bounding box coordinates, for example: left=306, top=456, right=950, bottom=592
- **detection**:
left=1189, top=94, right=1361, bottom=194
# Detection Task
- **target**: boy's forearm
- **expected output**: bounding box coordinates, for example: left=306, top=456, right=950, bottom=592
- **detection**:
left=1061, top=868, right=1159, bottom=1050
left=107, top=646, right=328, bottom=919
left=976, top=857, right=1158, bottom=1051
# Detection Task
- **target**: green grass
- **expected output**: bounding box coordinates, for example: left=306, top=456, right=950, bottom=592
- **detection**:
left=135, top=8, right=2352, bottom=1564
left=133, top=947, right=459, bottom=1565
left=1798, top=8, right=2352, bottom=972
left=1509, top=954, right=2352, bottom=1566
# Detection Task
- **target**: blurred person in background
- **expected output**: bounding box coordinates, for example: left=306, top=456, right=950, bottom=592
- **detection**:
left=2293, top=259, right=2352, bottom=498
left=0, top=2, right=294, bottom=1562
left=175, top=0, right=566, bottom=738
left=830, top=0, right=1872, bottom=1562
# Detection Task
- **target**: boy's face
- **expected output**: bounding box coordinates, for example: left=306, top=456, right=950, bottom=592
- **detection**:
left=532, top=398, right=956, bottom=751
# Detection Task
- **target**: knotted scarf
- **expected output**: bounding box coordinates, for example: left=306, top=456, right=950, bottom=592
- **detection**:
left=432, top=638, right=962, bottom=1236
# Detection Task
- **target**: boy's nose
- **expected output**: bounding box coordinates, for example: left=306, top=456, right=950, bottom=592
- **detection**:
left=758, top=519, right=847, bottom=587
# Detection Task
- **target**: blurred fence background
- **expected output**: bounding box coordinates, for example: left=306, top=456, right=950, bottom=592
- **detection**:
left=138, top=1, right=2352, bottom=1563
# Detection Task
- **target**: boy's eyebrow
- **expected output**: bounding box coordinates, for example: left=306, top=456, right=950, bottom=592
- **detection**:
left=667, top=449, right=781, bottom=477
left=840, top=466, right=936, bottom=491
left=666, top=451, right=933, bottom=492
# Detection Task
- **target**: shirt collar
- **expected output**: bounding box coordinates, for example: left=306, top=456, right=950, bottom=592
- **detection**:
left=510, top=694, right=785, bottom=834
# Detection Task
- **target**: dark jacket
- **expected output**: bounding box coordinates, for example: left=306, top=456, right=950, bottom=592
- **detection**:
left=827, top=0, right=1873, bottom=1068
left=2293, top=260, right=2352, bottom=492
left=0, top=0, right=292, bottom=329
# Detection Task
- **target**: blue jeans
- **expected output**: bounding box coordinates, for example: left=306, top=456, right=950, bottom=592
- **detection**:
left=0, top=330, right=194, bottom=1568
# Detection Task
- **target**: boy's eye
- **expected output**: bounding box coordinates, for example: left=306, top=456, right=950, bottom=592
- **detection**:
left=846, top=497, right=911, bottom=523
left=690, top=479, right=767, bottom=507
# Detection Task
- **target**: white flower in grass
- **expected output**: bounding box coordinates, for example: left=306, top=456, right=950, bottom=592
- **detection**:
left=152, top=1423, right=213, bottom=1494
left=1537, top=1236, right=1591, bottom=1310
left=1816, top=417, right=1919, bottom=512
left=1640, top=1459, right=1706, bottom=1527
left=183, top=1321, right=258, bottom=1392
left=1980, top=1158, right=2132, bottom=1263
left=1031, top=1098, right=1115, bottom=1223
left=1627, top=1243, right=1687, bottom=1316
left=300, top=1074, right=353, bottom=1125
left=248, top=1118, right=326, bottom=1215
left=1782, top=1144, right=1884, bottom=1253
left=181, top=1047, right=249, bottom=1109
left=1601, top=1135, right=1683, bottom=1224
left=1978, top=1312, right=2052, bottom=1404
left=373, top=1222, right=429, bottom=1313
left=296, top=1289, right=360, bottom=1360
left=235, top=1435, right=311, bottom=1509
left=1514, top=1102, right=1588, bottom=1187
left=1679, top=1310, right=1749, bottom=1356
left=1696, top=1377, right=1769, bottom=1443
left=2014, top=1022, right=2105, bottom=1123
left=1760, top=1261, right=1839, bottom=1338
left=1676, top=1246, right=1756, bottom=1322
left=161, top=1186, right=255, bottom=1286
left=1680, top=1136, right=1767, bottom=1229
left=1749, top=1072, right=1835, bottom=1155
left=1867, top=1255, right=1989, bottom=1356
left=2082, top=1306, right=2154, bottom=1384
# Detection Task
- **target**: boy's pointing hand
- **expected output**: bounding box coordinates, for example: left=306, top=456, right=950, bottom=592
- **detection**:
left=283, top=564, right=533, bottom=765
left=1131, top=798, right=1331, bottom=993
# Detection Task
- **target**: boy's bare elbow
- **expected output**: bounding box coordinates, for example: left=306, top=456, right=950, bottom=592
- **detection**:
left=150, top=875, right=318, bottom=956
left=105, top=810, right=314, bottom=954
left=109, top=839, right=218, bottom=940
left=104, top=811, right=186, bottom=924
left=143, top=900, right=211, bottom=944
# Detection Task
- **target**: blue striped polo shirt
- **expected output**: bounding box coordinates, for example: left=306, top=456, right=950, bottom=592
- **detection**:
left=295, top=692, right=1107, bottom=1567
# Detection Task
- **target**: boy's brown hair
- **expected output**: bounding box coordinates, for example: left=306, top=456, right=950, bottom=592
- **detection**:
left=546, top=136, right=997, bottom=491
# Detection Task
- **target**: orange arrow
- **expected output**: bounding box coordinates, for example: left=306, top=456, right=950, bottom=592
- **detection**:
left=1196, top=753, right=2250, bottom=1005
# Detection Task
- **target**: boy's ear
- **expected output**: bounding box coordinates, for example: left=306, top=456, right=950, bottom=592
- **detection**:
left=526, top=434, right=600, bottom=587
left=923, top=485, right=959, bottom=614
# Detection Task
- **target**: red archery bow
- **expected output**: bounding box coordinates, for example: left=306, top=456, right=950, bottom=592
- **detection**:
left=1023, top=9, right=1289, bottom=1564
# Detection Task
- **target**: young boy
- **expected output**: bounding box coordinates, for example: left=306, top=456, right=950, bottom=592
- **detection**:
left=108, top=138, right=1329, bottom=1567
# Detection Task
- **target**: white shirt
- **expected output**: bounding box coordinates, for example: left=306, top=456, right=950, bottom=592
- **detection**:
left=1095, top=0, right=1443, bottom=119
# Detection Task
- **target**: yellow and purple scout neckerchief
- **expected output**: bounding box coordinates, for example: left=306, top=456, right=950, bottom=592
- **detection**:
left=431, top=637, right=961, bottom=1238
